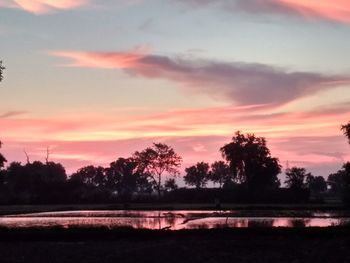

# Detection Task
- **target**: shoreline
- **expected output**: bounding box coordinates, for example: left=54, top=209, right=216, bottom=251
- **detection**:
left=0, top=203, right=348, bottom=216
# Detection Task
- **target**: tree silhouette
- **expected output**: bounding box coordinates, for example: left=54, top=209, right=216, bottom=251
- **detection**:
left=341, top=122, right=350, bottom=144
left=5, top=161, right=67, bottom=203
left=105, top=157, right=152, bottom=200
left=70, top=165, right=105, bottom=187
left=0, top=141, right=6, bottom=169
left=0, top=60, right=4, bottom=82
left=133, top=143, right=182, bottom=199
left=184, top=162, right=210, bottom=189
left=209, top=161, right=232, bottom=188
left=328, top=162, right=350, bottom=202
left=285, top=167, right=310, bottom=191
left=328, top=170, right=347, bottom=194
left=220, top=131, right=281, bottom=190
left=164, top=178, right=178, bottom=192
left=306, top=175, right=327, bottom=194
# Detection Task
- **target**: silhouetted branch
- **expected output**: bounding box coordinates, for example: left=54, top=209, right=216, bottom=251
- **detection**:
left=23, top=149, right=30, bottom=164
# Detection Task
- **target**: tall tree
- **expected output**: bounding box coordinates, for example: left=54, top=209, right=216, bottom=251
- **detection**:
left=184, top=162, right=210, bottom=189
left=133, top=143, right=182, bottom=199
left=220, top=131, right=281, bottom=190
left=209, top=161, right=232, bottom=188
left=341, top=122, right=350, bottom=144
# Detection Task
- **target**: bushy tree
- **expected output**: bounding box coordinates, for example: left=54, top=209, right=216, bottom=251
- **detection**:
left=306, top=175, right=327, bottom=194
left=133, top=143, right=182, bottom=198
left=106, top=158, right=153, bottom=199
left=285, top=167, right=310, bottom=190
left=327, top=163, right=350, bottom=202
left=184, top=162, right=210, bottom=189
left=70, top=165, right=105, bottom=187
left=209, top=161, right=232, bottom=188
left=220, top=131, right=281, bottom=190
left=341, top=122, right=350, bottom=144
left=5, top=161, right=67, bottom=203
left=164, top=178, right=178, bottom=192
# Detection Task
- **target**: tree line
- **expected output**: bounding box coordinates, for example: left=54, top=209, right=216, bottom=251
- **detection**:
left=1, top=62, right=350, bottom=204
left=0, top=129, right=349, bottom=204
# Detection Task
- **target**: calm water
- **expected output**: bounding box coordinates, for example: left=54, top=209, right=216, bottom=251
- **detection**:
left=1, top=210, right=349, bottom=230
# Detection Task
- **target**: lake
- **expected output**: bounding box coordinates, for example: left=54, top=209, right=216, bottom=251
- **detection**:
left=1, top=210, right=349, bottom=230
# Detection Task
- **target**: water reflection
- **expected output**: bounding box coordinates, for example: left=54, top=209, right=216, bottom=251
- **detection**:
left=0, top=210, right=349, bottom=230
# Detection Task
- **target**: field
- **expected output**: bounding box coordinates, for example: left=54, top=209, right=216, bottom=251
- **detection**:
left=1, top=227, right=350, bottom=263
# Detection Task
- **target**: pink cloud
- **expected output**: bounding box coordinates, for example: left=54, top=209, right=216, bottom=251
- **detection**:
left=176, top=0, right=350, bottom=24
left=50, top=50, right=350, bottom=106
left=278, top=0, right=350, bottom=23
left=1, top=0, right=89, bottom=14
left=1, top=103, right=349, bottom=175
left=51, top=48, right=148, bottom=69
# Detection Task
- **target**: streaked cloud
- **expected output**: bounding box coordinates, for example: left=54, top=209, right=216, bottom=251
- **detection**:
left=0, top=111, right=27, bottom=118
left=50, top=50, right=350, bottom=106
left=0, top=0, right=89, bottom=14
left=1, top=102, right=349, bottom=162
left=175, top=0, right=350, bottom=23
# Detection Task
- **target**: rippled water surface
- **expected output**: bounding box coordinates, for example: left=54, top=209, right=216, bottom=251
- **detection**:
left=1, top=210, right=349, bottom=230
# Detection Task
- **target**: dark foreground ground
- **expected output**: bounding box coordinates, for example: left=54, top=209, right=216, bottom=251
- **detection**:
left=1, top=227, right=350, bottom=263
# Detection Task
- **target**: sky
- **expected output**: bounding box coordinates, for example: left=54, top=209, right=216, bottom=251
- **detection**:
left=0, top=0, right=350, bottom=179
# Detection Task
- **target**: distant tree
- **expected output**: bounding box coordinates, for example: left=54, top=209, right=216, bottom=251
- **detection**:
left=285, top=167, right=310, bottom=191
left=133, top=143, right=182, bottom=199
left=209, top=161, right=232, bottom=188
left=164, top=178, right=178, bottom=192
left=306, top=175, right=327, bottom=194
left=220, top=131, right=281, bottom=190
left=341, top=122, right=350, bottom=144
left=184, top=162, right=209, bottom=189
left=70, top=165, right=105, bottom=188
left=0, top=60, right=4, bottom=82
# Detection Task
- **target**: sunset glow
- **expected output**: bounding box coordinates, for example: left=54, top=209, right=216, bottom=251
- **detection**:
left=0, top=0, right=88, bottom=13
left=1, top=0, right=349, bottom=177
left=279, top=0, right=350, bottom=22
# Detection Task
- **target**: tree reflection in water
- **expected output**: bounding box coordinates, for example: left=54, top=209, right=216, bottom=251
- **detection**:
left=1, top=211, right=349, bottom=230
